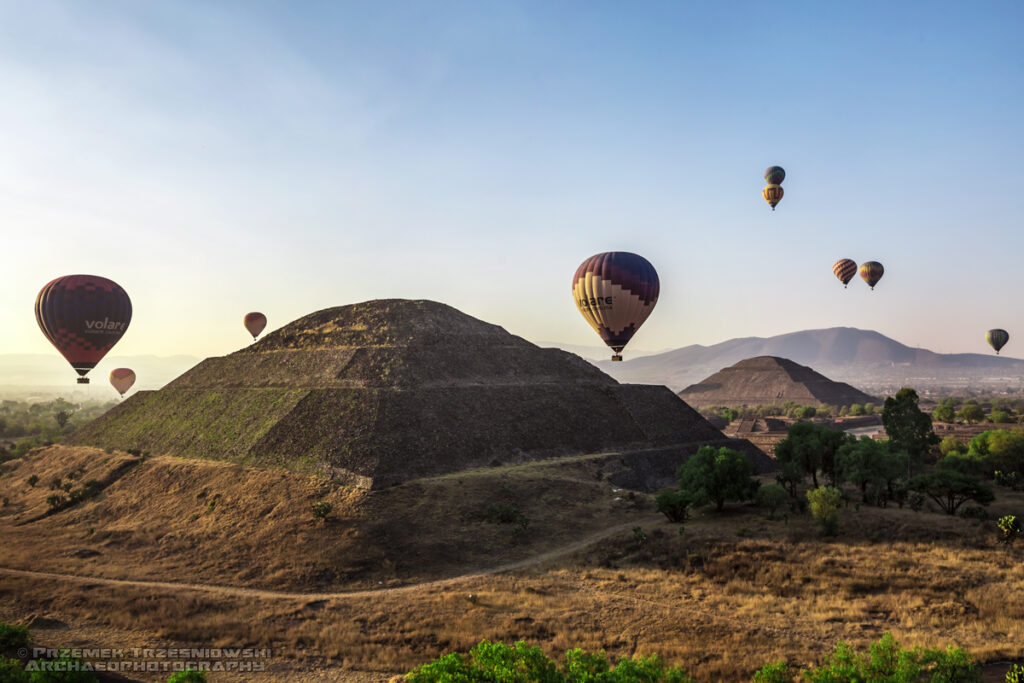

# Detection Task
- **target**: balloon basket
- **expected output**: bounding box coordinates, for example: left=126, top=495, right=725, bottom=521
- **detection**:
left=77, top=378, right=89, bottom=384
left=611, top=354, right=623, bottom=362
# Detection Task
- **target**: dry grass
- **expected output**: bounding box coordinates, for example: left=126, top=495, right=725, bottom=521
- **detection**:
left=2, top=447, right=1024, bottom=681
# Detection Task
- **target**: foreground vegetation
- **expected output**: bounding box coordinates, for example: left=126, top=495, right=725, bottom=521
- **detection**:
left=407, top=633, right=998, bottom=682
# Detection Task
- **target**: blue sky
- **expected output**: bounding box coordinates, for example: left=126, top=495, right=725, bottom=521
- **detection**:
left=2, top=1, right=1022, bottom=363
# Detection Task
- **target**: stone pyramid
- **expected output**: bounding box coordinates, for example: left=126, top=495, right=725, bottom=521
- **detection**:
left=71, top=300, right=722, bottom=488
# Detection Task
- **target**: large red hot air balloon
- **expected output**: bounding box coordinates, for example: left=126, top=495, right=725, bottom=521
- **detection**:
left=35, top=275, right=132, bottom=384
left=572, top=252, right=659, bottom=361
left=244, top=312, right=267, bottom=340
left=109, top=368, right=136, bottom=397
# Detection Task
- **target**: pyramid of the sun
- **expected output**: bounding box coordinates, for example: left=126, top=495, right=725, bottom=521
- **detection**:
left=678, top=355, right=879, bottom=408
left=70, top=300, right=722, bottom=488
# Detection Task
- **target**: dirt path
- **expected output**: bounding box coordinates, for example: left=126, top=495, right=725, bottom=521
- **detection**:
left=0, top=515, right=662, bottom=602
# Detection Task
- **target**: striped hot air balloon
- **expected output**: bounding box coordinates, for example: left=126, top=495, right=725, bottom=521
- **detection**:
left=244, top=312, right=267, bottom=340
left=987, top=329, right=1009, bottom=355
left=833, top=259, right=858, bottom=288
left=762, top=184, right=783, bottom=210
left=859, top=261, right=885, bottom=290
left=572, top=252, right=659, bottom=361
left=35, top=275, right=132, bottom=384
left=109, top=368, right=136, bottom=397
left=764, top=166, right=786, bottom=185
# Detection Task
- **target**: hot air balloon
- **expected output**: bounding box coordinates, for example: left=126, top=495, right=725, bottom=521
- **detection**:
left=572, top=252, right=659, bottom=361
left=859, top=261, right=884, bottom=290
left=762, top=184, right=783, bottom=210
left=35, top=275, right=132, bottom=384
left=764, top=166, right=786, bottom=185
left=987, top=329, right=1009, bottom=355
left=833, top=259, right=858, bottom=288
left=109, top=368, right=136, bottom=397
left=244, top=312, right=267, bottom=340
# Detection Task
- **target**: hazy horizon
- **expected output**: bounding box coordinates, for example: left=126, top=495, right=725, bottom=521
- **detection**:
left=3, top=2, right=1022, bottom=362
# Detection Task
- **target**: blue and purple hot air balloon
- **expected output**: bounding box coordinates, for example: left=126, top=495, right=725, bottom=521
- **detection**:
left=572, top=252, right=659, bottom=361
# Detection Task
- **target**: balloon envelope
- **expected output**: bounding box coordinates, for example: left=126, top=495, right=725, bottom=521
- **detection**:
left=987, top=329, right=1009, bottom=355
left=244, top=312, right=267, bottom=340
left=859, top=261, right=884, bottom=290
left=764, top=166, right=786, bottom=185
left=35, top=275, right=132, bottom=383
left=109, top=368, right=136, bottom=396
left=572, top=252, right=659, bottom=361
left=762, top=184, right=783, bottom=210
left=833, top=259, right=858, bottom=287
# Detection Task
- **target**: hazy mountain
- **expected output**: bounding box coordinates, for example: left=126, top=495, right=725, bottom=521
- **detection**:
left=594, top=327, right=1024, bottom=393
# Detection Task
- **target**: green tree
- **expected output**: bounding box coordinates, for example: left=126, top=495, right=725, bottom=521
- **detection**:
left=774, top=422, right=853, bottom=488
left=882, top=388, right=939, bottom=471
left=939, top=436, right=966, bottom=457
left=990, top=410, right=1013, bottom=424
left=793, top=405, right=817, bottom=420
left=849, top=403, right=864, bottom=416
left=807, top=486, right=843, bottom=536
left=54, top=410, right=72, bottom=428
left=655, top=490, right=691, bottom=523
left=957, top=404, right=986, bottom=424
left=675, top=446, right=759, bottom=512
left=932, top=404, right=955, bottom=423
left=908, top=456, right=995, bottom=515
left=755, top=484, right=788, bottom=519
left=968, top=429, right=1024, bottom=475
left=863, top=402, right=876, bottom=415
left=836, top=437, right=907, bottom=504
left=718, top=407, right=739, bottom=423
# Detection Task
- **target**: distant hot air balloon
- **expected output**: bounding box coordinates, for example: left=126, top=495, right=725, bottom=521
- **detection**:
left=35, top=275, right=132, bottom=384
left=244, top=312, right=267, bottom=340
left=859, top=261, right=884, bottom=290
left=572, top=252, right=659, bottom=361
left=987, top=329, right=1009, bottom=355
left=764, top=166, right=786, bottom=185
left=833, top=259, right=858, bottom=288
left=762, top=184, right=783, bottom=210
left=109, top=368, right=136, bottom=397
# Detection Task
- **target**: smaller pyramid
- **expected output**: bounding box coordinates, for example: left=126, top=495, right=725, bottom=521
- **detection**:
left=678, top=356, right=877, bottom=408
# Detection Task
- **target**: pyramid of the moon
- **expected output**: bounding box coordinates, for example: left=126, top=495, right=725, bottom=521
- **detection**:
left=71, top=300, right=723, bottom=488
left=677, top=356, right=878, bottom=409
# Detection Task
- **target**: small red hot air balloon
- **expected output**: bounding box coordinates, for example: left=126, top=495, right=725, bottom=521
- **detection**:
left=244, top=312, right=267, bottom=340
left=109, top=368, right=136, bottom=397
left=35, top=275, right=132, bottom=384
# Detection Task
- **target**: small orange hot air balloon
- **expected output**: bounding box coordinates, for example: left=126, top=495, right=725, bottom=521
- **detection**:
left=109, top=368, right=136, bottom=397
left=244, top=312, right=267, bottom=340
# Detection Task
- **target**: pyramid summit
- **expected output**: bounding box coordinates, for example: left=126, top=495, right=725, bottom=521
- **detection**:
left=71, top=299, right=723, bottom=488
left=677, top=355, right=878, bottom=409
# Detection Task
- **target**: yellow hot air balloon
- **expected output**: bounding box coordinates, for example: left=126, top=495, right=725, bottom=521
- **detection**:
left=109, top=368, right=136, bottom=397
left=762, top=184, right=783, bottom=210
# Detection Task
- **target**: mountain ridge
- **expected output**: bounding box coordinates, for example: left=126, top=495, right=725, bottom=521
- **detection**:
left=595, top=327, right=1024, bottom=392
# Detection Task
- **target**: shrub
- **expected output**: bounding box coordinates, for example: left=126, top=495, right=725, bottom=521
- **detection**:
left=655, top=490, right=691, bottom=523
left=755, top=484, right=788, bottom=519
left=806, top=486, right=843, bottom=536
left=167, top=669, right=208, bottom=682
left=0, top=658, right=28, bottom=683
left=26, top=475, right=38, bottom=488
left=957, top=506, right=989, bottom=521
left=752, top=661, right=793, bottom=682
left=46, top=494, right=69, bottom=512
left=47, top=477, right=62, bottom=491
left=998, top=515, right=1022, bottom=545
left=801, top=632, right=979, bottom=682
left=0, top=621, right=29, bottom=651
left=407, top=640, right=695, bottom=682
left=996, top=470, right=1024, bottom=490
left=1007, top=663, right=1024, bottom=682
left=311, top=501, right=332, bottom=522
